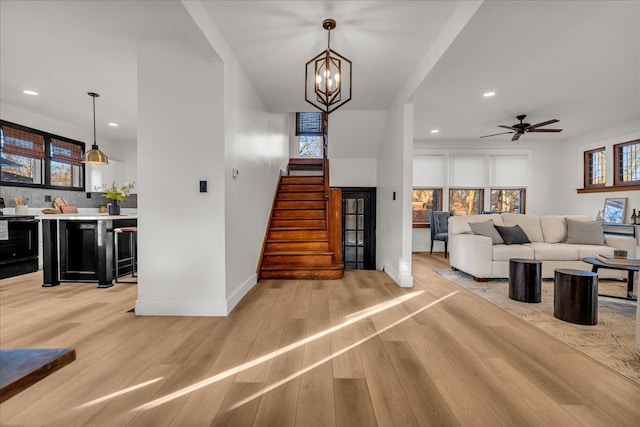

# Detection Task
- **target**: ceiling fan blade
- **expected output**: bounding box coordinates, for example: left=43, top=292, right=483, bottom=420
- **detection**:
left=511, top=133, right=522, bottom=142
left=527, top=119, right=559, bottom=130
left=498, top=125, right=518, bottom=131
left=529, top=128, right=563, bottom=133
left=480, top=131, right=514, bottom=138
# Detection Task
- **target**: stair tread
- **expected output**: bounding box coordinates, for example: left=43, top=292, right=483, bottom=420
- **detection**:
left=270, top=227, right=326, bottom=231
left=260, top=263, right=343, bottom=271
left=267, top=239, right=329, bottom=243
left=264, top=251, right=333, bottom=256
left=274, top=207, right=325, bottom=211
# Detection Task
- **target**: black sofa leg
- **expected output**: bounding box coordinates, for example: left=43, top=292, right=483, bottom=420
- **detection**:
left=444, top=241, right=448, bottom=259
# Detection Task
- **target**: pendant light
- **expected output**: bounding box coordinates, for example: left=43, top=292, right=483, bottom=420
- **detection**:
left=82, top=92, right=109, bottom=165
left=305, top=18, right=352, bottom=114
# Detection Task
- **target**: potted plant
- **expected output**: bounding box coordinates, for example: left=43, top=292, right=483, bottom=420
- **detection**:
left=100, top=182, right=135, bottom=215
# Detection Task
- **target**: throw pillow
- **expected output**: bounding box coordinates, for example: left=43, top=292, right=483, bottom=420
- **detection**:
left=494, top=224, right=531, bottom=245
left=469, top=220, right=505, bottom=244
left=564, top=218, right=605, bottom=245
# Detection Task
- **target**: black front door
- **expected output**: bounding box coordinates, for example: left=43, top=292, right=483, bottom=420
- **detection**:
left=341, top=187, right=376, bottom=270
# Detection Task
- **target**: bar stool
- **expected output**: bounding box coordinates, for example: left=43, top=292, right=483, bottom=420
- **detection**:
left=114, top=226, right=137, bottom=283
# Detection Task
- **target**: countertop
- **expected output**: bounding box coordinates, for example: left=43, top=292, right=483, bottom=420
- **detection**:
left=39, top=214, right=137, bottom=220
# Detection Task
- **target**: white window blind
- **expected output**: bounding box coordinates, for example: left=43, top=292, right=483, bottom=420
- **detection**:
left=450, top=156, right=488, bottom=187
left=493, top=155, right=530, bottom=187
left=413, top=155, right=445, bottom=186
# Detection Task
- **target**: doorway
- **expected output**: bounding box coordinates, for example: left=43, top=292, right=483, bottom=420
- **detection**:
left=341, top=187, right=376, bottom=270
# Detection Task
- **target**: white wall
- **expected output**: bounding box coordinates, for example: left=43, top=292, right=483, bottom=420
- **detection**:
left=330, top=158, right=377, bottom=187
left=135, top=38, right=227, bottom=316
left=377, top=103, right=413, bottom=287
left=223, top=60, right=288, bottom=310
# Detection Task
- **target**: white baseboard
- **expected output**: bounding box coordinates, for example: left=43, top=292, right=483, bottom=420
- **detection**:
left=135, top=298, right=227, bottom=317
left=227, top=273, right=257, bottom=312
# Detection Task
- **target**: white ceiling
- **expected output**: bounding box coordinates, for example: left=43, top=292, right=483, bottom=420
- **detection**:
left=1, top=1, right=639, bottom=147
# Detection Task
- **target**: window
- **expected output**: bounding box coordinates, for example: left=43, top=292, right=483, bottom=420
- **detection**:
left=584, top=147, right=606, bottom=188
left=614, top=140, right=639, bottom=186
left=412, top=188, right=442, bottom=228
left=449, top=189, right=483, bottom=216
left=490, top=188, right=526, bottom=213
left=296, top=112, right=326, bottom=158
left=0, top=125, right=44, bottom=184
left=1, top=120, right=85, bottom=190
left=299, top=136, right=323, bottom=157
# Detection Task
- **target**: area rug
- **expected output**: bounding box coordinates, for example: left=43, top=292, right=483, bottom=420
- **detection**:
left=435, top=269, right=640, bottom=384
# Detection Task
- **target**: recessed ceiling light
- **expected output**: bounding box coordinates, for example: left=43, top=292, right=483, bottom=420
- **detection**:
left=22, top=90, right=38, bottom=96
left=430, top=129, right=439, bottom=134
left=483, top=91, right=496, bottom=97
left=107, top=122, right=119, bottom=127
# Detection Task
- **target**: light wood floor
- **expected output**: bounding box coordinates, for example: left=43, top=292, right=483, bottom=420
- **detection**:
left=1, top=254, right=639, bottom=426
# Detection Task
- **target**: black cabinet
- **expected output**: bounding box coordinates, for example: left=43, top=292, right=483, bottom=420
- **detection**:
left=0, top=216, right=39, bottom=279
left=43, top=217, right=136, bottom=288
left=60, top=221, right=100, bottom=282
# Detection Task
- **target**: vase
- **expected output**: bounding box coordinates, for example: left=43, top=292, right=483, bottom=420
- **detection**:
left=108, top=200, right=121, bottom=215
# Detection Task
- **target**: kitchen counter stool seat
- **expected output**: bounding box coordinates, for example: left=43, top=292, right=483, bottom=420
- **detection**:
left=114, top=226, right=137, bottom=283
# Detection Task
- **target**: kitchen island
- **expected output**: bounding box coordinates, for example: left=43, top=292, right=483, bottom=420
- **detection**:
left=41, top=214, right=137, bottom=288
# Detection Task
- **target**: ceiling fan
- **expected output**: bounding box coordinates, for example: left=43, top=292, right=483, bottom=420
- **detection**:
left=481, top=114, right=563, bottom=142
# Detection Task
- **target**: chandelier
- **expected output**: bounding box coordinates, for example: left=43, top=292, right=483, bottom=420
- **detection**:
left=305, top=19, right=352, bottom=114
left=82, top=92, right=109, bottom=165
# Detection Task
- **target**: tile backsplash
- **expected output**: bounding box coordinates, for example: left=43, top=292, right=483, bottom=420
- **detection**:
left=0, top=185, right=137, bottom=209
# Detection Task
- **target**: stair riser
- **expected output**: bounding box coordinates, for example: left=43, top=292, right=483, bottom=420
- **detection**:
left=280, top=177, right=324, bottom=185
left=265, top=241, right=329, bottom=252
left=269, top=230, right=327, bottom=240
left=270, top=219, right=326, bottom=228
left=272, top=209, right=325, bottom=219
left=279, top=184, right=325, bottom=192
left=260, top=269, right=344, bottom=280
left=275, top=200, right=325, bottom=209
left=277, top=192, right=325, bottom=200
left=262, top=254, right=334, bottom=266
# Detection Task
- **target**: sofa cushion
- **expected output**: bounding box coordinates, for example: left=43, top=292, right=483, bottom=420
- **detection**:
left=529, top=242, right=578, bottom=261
left=500, top=213, right=544, bottom=242
left=573, top=244, right=614, bottom=259
left=492, top=244, right=535, bottom=261
left=469, top=219, right=504, bottom=244
left=448, top=214, right=504, bottom=235
left=495, top=224, right=531, bottom=244
left=565, top=218, right=605, bottom=245
left=538, top=216, right=567, bottom=243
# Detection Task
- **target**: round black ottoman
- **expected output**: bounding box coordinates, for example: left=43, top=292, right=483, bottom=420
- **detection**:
left=509, top=258, right=542, bottom=303
left=554, top=269, right=598, bottom=325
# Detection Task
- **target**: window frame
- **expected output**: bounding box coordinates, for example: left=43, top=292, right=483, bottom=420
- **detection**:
left=583, top=147, right=606, bottom=189
left=448, top=188, right=484, bottom=216
left=489, top=188, right=527, bottom=214
left=1, top=119, right=86, bottom=191
left=613, top=139, right=640, bottom=187
left=412, top=187, right=443, bottom=228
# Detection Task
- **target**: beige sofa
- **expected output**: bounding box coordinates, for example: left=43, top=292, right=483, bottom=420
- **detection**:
left=448, top=213, right=636, bottom=280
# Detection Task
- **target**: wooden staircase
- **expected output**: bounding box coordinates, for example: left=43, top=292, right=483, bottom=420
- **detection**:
left=259, top=170, right=344, bottom=280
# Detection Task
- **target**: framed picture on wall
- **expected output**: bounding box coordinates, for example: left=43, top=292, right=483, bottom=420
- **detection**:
left=603, top=197, right=627, bottom=223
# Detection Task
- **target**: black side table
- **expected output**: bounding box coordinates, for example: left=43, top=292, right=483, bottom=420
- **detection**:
left=509, top=258, right=542, bottom=303
left=554, top=269, right=598, bottom=325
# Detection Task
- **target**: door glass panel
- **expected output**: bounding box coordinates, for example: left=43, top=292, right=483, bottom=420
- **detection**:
left=345, top=215, right=356, bottom=230
left=357, top=248, right=364, bottom=262
left=345, top=246, right=356, bottom=262
left=345, top=199, right=356, bottom=214
left=357, top=198, right=364, bottom=214
left=357, top=231, right=364, bottom=245
left=357, top=214, right=364, bottom=229
left=345, top=231, right=356, bottom=245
